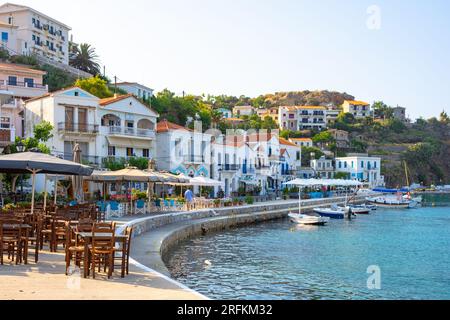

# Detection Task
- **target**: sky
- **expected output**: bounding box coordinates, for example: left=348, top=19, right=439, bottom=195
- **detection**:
left=15, top=0, right=450, bottom=119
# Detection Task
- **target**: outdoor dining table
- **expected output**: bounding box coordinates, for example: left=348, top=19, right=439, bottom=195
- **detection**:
left=2, top=224, right=31, bottom=264
left=74, top=231, right=128, bottom=279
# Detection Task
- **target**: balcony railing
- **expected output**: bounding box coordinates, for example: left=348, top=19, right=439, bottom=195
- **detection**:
left=53, top=152, right=101, bottom=166
left=218, top=164, right=240, bottom=172
left=183, top=155, right=205, bottom=163
left=108, top=126, right=156, bottom=139
left=0, top=80, right=47, bottom=89
left=58, top=122, right=99, bottom=134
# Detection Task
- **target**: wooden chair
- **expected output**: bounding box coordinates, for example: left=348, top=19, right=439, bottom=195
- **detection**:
left=40, top=215, right=54, bottom=252
left=89, top=223, right=116, bottom=279
left=0, top=219, right=23, bottom=265
left=53, top=220, right=67, bottom=252
left=65, top=222, right=85, bottom=275
left=21, top=214, right=42, bottom=263
left=113, top=226, right=133, bottom=277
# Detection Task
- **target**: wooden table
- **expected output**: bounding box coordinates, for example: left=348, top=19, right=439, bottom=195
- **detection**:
left=74, top=231, right=128, bottom=279
left=2, top=224, right=31, bottom=264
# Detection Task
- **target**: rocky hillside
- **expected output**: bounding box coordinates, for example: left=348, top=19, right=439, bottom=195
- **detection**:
left=260, top=90, right=355, bottom=108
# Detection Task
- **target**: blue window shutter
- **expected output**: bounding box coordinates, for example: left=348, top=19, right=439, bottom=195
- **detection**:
left=1, top=32, right=8, bottom=41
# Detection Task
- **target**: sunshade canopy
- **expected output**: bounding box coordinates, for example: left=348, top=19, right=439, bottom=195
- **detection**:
left=86, top=167, right=190, bottom=184
left=0, top=152, right=94, bottom=176
left=283, top=179, right=363, bottom=187
left=189, top=176, right=224, bottom=187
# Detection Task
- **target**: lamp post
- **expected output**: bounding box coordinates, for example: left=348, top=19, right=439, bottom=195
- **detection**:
left=16, top=141, right=25, bottom=200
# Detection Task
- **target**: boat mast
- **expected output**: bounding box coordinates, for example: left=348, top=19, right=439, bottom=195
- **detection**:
left=403, top=161, right=410, bottom=188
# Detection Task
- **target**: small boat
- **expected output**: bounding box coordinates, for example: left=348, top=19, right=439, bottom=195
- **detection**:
left=288, top=213, right=330, bottom=226
left=366, top=196, right=417, bottom=209
left=313, top=205, right=356, bottom=220
left=346, top=205, right=371, bottom=214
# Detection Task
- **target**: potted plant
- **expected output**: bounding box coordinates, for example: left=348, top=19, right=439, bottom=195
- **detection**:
left=233, top=198, right=240, bottom=206
left=245, top=196, right=254, bottom=205
left=213, top=199, right=221, bottom=208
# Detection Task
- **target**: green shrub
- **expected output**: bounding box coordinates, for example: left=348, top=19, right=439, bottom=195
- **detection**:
left=245, top=196, right=254, bottom=205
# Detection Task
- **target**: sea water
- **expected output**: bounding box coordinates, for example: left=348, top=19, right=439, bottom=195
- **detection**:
left=165, top=207, right=450, bottom=300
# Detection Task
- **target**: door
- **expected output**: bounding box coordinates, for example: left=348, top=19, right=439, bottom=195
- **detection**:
left=65, top=107, right=74, bottom=131
left=78, top=108, right=87, bottom=132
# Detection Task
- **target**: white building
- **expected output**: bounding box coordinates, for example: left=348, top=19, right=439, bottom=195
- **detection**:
left=24, top=87, right=100, bottom=165
left=116, top=82, right=154, bottom=102
left=289, top=137, right=313, bottom=148
left=279, top=138, right=301, bottom=181
left=99, top=94, right=158, bottom=161
left=279, top=106, right=327, bottom=131
left=155, top=119, right=212, bottom=178
left=342, top=100, right=371, bottom=119
left=335, top=154, right=383, bottom=187
left=0, top=3, right=71, bottom=65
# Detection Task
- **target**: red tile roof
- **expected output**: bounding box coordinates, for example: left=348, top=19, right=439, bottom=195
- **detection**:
left=157, top=119, right=192, bottom=133
left=99, top=94, right=134, bottom=106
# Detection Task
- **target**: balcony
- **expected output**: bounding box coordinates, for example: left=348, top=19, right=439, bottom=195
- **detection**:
left=183, top=155, right=205, bottom=164
left=53, top=152, right=101, bottom=167
left=218, top=164, right=240, bottom=172
left=108, top=126, right=156, bottom=140
left=0, top=80, right=48, bottom=98
left=58, top=123, right=99, bottom=135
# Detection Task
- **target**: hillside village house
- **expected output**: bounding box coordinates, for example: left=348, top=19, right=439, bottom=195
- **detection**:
left=279, top=106, right=327, bottom=131
left=99, top=94, right=158, bottom=161
left=217, top=107, right=232, bottom=119
left=233, top=105, right=254, bottom=117
left=155, top=119, right=212, bottom=178
left=289, top=137, right=313, bottom=148
left=335, top=154, right=383, bottom=187
left=116, top=82, right=153, bottom=102
left=0, top=62, right=47, bottom=150
left=256, top=107, right=279, bottom=123
left=279, top=138, right=302, bottom=180
left=327, top=129, right=350, bottom=148
left=326, top=108, right=340, bottom=125
left=342, top=100, right=371, bottom=119
left=392, top=106, right=407, bottom=122
left=310, top=156, right=335, bottom=179
left=0, top=3, right=71, bottom=64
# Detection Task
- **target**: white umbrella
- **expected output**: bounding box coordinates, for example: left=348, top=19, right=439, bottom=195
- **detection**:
left=189, top=176, right=224, bottom=187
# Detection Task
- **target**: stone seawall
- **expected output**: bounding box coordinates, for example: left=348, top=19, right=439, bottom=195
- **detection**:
left=127, top=195, right=368, bottom=275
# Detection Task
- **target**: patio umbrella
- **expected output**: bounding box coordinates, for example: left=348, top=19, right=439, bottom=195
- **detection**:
left=0, top=151, right=93, bottom=214
left=72, top=143, right=84, bottom=203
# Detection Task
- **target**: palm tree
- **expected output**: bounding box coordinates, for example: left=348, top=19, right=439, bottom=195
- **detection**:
left=69, top=43, right=101, bottom=75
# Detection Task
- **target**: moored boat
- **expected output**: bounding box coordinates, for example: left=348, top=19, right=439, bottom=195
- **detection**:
left=288, top=213, right=330, bottom=226
left=366, top=196, right=416, bottom=209
left=313, top=205, right=356, bottom=219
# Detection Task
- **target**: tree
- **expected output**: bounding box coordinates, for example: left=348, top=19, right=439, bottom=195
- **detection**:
left=75, top=76, right=113, bottom=99
left=2, top=122, right=54, bottom=192
left=312, top=131, right=335, bottom=149
left=439, top=111, right=450, bottom=125
left=301, top=146, right=324, bottom=166
left=69, top=43, right=101, bottom=75
left=372, top=101, right=393, bottom=120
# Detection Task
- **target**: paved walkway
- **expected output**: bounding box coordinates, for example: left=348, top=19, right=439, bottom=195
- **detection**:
left=0, top=252, right=205, bottom=300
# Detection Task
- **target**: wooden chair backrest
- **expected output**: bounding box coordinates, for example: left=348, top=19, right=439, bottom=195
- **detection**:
left=92, top=223, right=115, bottom=251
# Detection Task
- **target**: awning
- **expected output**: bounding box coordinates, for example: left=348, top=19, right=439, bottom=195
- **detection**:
left=106, top=136, right=151, bottom=149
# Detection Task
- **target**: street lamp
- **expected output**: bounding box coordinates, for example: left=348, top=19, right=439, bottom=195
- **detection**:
left=16, top=141, right=25, bottom=153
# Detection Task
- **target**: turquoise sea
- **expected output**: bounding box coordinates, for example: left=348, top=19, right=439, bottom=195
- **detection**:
left=166, top=207, right=450, bottom=300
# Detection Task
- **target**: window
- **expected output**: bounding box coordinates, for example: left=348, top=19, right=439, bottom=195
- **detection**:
left=8, top=17, right=12, bottom=25
left=374, top=161, right=377, bottom=169
left=361, top=161, right=364, bottom=168
left=126, top=148, right=134, bottom=157
left=338, top=161, right=342, bottom=169
left=32, top=34, right=36, bottom=41
left=296, top=151, right=301, bottom=161
left=74, top=91, right=79, bottom=96
left=32, top=18, right=36, bottom=25
left=1, top=32, right=8, bottom=42
left=344, top=162, right=347, bottom=168
left=8, top=76, right=17, bottom=86
left=24, top=78, right=34, bottom=88
left=1, top=117, right=10, bottom=129
left=108, top=146, right=116, bottom=156
left=143, top=149, right=150, bottom=158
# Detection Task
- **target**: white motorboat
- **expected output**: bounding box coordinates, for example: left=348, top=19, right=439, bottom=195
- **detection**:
left=288, top=213, right=330, bottom=226
left=366, top=196, right=417, bottom=209
left=346, top=205, right=371, bottom=214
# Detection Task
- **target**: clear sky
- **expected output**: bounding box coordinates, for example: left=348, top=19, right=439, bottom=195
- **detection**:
left=15, top=0, right=450, bottom=119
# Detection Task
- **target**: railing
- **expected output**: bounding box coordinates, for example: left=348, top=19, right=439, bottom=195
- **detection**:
left=218, top=164, right=240, bottom=172
left=183, top=155, right=205, bottom=163
left=58, top=122, right=99, bottom=134
left=53, top=152, right=101, bottom=167
left=0, top=80, right=47, bottom=89
left=108, top=126, right=156, bottom=139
